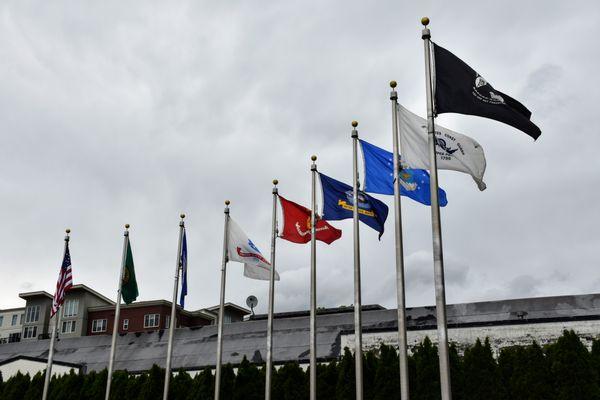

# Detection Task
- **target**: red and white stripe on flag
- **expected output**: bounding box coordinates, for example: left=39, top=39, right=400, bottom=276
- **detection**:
left=51, top=245, right=73, bottom=317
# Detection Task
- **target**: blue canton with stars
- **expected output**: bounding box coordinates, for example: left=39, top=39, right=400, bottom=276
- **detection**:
left=360, top=139, right=448, bottom=207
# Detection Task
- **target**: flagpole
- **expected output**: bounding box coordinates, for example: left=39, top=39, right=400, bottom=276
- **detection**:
left=105, top=224, right=130, bottom=400
left=265, top=180, right=279, bottom=400
left=163, top=214, right=186, bottom=400
left=309, top=155, right=317, bottom=400
left=214, top=200, right=230, bottom=400
left=390, top=81, right=410, bottom=400
left=351, top=121, right=364, bottom=400
left=421, top=17, right=452, bottom=400
left=41, top=229, right=69, bottom=400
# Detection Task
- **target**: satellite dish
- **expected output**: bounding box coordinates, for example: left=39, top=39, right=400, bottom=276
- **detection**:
left=246, top=295, right=258, bottom=315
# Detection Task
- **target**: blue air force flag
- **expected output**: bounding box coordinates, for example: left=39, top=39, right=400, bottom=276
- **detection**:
left=360, top=139, right=448, bottom=207
left=319, top=173, right=389, bottom=239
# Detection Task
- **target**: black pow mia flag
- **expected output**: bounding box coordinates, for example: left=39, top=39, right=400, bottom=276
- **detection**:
left=433, top=43, right=541, bottom=140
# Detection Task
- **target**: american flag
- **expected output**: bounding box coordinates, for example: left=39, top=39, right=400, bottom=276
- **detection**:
left=51, top=243, right=73, bottom=317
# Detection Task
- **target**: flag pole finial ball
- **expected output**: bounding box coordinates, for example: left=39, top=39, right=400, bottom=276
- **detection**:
left=273, top=179, right=278, bottom=185
left=390, top=80, right=397, bottom=88
left=421, top=17, right=430, bottom=26
left=125, top=224, right=130, bottom=229
left=311, top=155, right=317, bottom=161
left=352, top=121, right=358, bottom=128
left=66, top=228, right=71, bottom=234
left=180, top=213, right=185, bottom=219
left=225, top=200, right=230, bottom=206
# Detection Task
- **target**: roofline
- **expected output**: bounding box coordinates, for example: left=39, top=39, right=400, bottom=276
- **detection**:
left=206, top=302, right=251, bottom=315
left=0, top=355, right=82, bottom=369
left=18, top=291, right=53, bottom=300
left=88, top=300, right=214, bottom=320
left=69, top=284, right=115, bottom=305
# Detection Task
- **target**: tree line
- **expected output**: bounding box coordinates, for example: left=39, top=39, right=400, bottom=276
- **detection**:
left=1, top=330, right=600, bottom=399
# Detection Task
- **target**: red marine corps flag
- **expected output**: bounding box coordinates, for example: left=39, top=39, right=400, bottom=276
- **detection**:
left=279, top=195, right=342, bottom=244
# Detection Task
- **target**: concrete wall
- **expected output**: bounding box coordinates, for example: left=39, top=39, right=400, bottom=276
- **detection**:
left=0, top=358, right=77, bottom=379
left=341, top=319, right=600, bottom=357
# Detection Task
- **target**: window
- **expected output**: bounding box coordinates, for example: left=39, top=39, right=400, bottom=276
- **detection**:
left=92, top=319, right=107, bottom=333
left=23, top=326, right=37, bottom=339
left=0, top=316, right=3, bottom=327
left=61, top=320, right=76, bottom=334
left=25, top=306, right=40, bottom=323
left=12, top=314, right=18, bottom=326
left=20, top=314, right=24, bottom=324
left=144, top=314, right=160, bottom=328
left=122, top=319, right=129, bottom=330
left=165, top=315, right=170, bottom=329
left=8, top=332, right=21, bottom=343
left=63, top=300, right=79, bottom=318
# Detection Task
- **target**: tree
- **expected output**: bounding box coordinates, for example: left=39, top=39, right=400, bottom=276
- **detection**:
left=336, top=347, right=355, bottom=400
left=317, top=361, right=338, bottom=399
left=2, top=371, right=31, bottom=400
left=449, top=343, right=464, bottom=400
left=462, top=338, right=504, bottom=400
left=137, top=365, right=165, bottom=400
left=80, top=370, right=105, bottom=400
left=233, top=357, right=263, bottom=400
left=23, top=371, right=44, bottom=400
left=273, top=362, right=308, bottom=400
left=363, top=350, right=378, bottom=400
left=169, top=369, right=192, bottom=400
left=219, top=363, right=235, bottom=400
left=109, top=370, right=130, bottom=400
left=547, top=330, right=600, bottom=400
left=412, top=336, right=440, bottom=400
left=373, top=344, right=399, bottom=400
left=499, top=342, right=553, bottom=400
left=187, top=367, right=213, bottom=400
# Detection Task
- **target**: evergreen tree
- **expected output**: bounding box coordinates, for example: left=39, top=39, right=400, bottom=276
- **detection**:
left=169, top=369, right=193, bottom=400
left=412, top=337, right=440, bottom=400
left=449, top=343, right=464, bottom=400
left=109, top=370, right=130, bottom=400
left=462, top=338, right=504, bottom=400
left=220, top=363, right=235, bottom=400
left=363, top=350, right=377, bottom=400
left=187, top=367, right=214, bottom=400
left=52, top=369, right=84, bottom=400
left=23, top=371, right=44, bottom=400
left=80, top=370, right=104, bottom=400
left=317, top=361, right=338, bottom=399
left=2, top=371, right=31, bottom=400
left=273, top=362, right=308, bottom=400
left=373, top=343, right=399, bottom=400
left=592, top=339, right=600, bottom=388
left=137, top=365, right=165, bottom=400
left=233, top=357, right=263, bottom=400
left=547, top=330, right=600, bottom=400
left=499, top=342, right=554, bottom=400
left=336, top=347, right=355, bottom=400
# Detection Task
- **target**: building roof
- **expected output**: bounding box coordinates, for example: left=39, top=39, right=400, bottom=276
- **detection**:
left=0, top=355, right=82, bottom=370
left=68, top=284, right=115, bottom=305
left=206, top=302, right=251, bottom=316
left=249, top=305, right=386, bottom=321
left=88, top=300, right=217, bottom=322
left=1, top=292, right=599, bottom=373
left=0, top=307, right=25, bottom=313
left=18, top=291, right=53, bottom=300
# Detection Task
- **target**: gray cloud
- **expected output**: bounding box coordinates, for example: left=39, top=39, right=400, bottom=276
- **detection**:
left=0, top=1, right=598, bottom=316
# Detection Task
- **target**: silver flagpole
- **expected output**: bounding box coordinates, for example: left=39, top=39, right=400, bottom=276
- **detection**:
left=214, top=200, right=230, bottom=400
left=163, top=214, right=186, bottom=400
left=265, top=180, right=278, bottom=400
left=309, top=155, right=317, bottom=400
left=390, top=81, right=410, bottom=399
left=42, top=228, right=70, bottom=400
left=351, top=121, right=364, bottom=400
left=106, top=224, right=130, bottom=400
left=421, top=17, right=452, bottom=400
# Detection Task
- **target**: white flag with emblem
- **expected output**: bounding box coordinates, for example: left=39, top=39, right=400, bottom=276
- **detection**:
left=398, top=104, right=487, bottom=191
left=227, top=217, right=280, bottom=281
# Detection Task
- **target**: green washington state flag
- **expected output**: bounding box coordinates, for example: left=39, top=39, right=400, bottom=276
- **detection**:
left=121, top=239, right=139, bottom=304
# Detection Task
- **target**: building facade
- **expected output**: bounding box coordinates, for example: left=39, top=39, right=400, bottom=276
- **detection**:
left=0, top=307, right=25, bottom=343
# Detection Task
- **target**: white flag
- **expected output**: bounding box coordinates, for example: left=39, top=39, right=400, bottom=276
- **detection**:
left=227, top=218, right=280, bottom=281
left=398, top=104, right=487, bottom=191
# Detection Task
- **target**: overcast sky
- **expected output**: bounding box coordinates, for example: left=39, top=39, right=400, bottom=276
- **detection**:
left=1, top=1, right=599, bottom=314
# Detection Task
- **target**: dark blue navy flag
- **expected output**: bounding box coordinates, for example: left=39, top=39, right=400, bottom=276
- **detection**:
left=319, top=173, right=389, bottom=239
left=360, top=139, right=448, bottom=207
left=179, top=229, right=188, bottom=308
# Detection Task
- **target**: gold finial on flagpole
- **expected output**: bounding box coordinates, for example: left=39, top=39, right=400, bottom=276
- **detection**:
left=225, top=200, right=230, bottom=205
left=65, top=228, right=71, bottom=234
left=311, top=155, right=317, bottom=161
left=180, top=213, right=185, bottom=219
left=273, top=179, right=278, bottom=185
left=352, top=121, right=358, bottom=128
left=421, top=17, right=430, bottom=26
left=390, top=80, right=397, bottom=88
left=125, top=224, right=130, bottom=229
